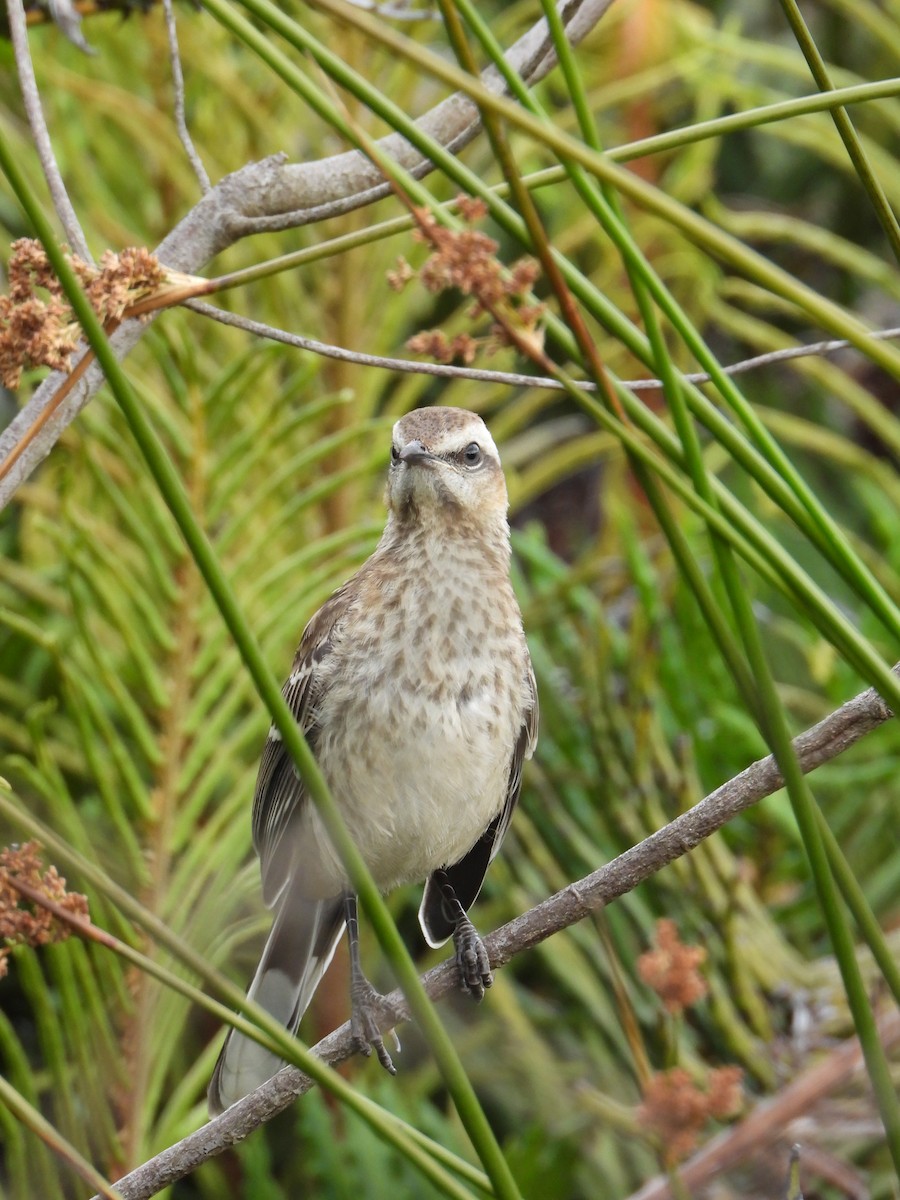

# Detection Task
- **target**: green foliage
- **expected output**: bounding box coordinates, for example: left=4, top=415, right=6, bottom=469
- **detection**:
left=1, top=0, right=900, bottom=1197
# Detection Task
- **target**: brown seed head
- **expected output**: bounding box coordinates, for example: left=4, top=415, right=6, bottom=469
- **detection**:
left=638, top=1065, right=743, bottom=1165
left=0, top=841, right=89, bottom=978
left=638, top=917, right=708, bottom=1014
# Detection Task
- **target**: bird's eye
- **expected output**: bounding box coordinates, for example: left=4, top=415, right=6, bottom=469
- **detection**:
left=463, top=442, right=483, bottom=468
left=391, top=444, right=400, bottom=463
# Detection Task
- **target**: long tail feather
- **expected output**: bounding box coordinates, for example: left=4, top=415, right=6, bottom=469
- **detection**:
left=208, top=891, right=345, bottom=1116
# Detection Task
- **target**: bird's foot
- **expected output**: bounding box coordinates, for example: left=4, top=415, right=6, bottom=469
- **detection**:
left=350, top=974, right=398, bottom=1074
left=453, top=914, right=492, bottom=1001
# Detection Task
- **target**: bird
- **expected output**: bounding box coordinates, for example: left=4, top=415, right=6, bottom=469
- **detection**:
left=208, top=405, right=538, bottom=1116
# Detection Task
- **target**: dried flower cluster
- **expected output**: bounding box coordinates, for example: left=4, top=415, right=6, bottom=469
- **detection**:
left=406, top=329, right=480, bottom=366
left=391, top=197, right=544, bottom=365
left=634, top=919, right=742, bottom=1164
left=637, top=916, right=708, bottom=1013
left=0, top=239, right=166, bottom=388
left=0, top=840, right=89, bottom=978
left=638, top=1065, right=744, bottom=1165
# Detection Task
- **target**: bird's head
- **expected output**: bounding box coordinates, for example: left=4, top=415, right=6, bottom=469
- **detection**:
left=385, top=407, right=509, bottom=531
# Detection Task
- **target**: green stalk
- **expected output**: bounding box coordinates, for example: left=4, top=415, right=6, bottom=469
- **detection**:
left=443, top=0, right=900, bottom=713
left=167, top=73, right=900, bottom=294
left=299, top=0, right=900, bottom=379
left=218, top=0, right=900, bottom=690
left=0, top=135, right=511, bottom=1199
left=442, top=0, right=756, bottom=717
left=449, top=6, right=900, bottom=1170
left=225, top=0, right=895, bottom=542
left=458, top=0, right=900, bottom=650
left=750, top=702, right=900, bottom=1177
left=555, top=25, right=900, bottom=1171
left=816, top=807, right=900, bottom=1009
left=554, top=26, right=900, bottom=1140
left=777, top=0, right=900, bottom=264
left=0, top=1074, right=123, bottom=1200
left=620, top=76, right=900, bottom=163
left=529, top=0, right=763, bottom=712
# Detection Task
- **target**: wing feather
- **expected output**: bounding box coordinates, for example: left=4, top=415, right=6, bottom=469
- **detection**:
left=419, top=662, right=538, bottom=946
left=251, top=582, right=354, bottom=908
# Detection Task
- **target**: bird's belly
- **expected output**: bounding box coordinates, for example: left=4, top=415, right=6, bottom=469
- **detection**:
left=298, top=682, right=513, bottom=898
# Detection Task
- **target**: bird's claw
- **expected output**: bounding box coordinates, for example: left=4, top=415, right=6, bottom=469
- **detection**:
left=351, top=975, right=398, bottom=1074
left=454, top=915, right=493, bottom=1001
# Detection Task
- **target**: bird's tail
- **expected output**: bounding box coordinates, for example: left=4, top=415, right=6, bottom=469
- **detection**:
left=208, top=890, right=345, bottom=1116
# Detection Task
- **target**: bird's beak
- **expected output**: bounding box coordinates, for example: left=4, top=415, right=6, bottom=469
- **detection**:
left=398, top=440, right=436, bottom=465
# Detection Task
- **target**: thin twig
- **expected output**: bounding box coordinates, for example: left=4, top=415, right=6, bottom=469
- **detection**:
left=186, top=298, right=550, bottom=383
left=2, top=289, right=894, bottom=495
left=162, top=0, right=211, bottom=194
left=6, top=0, right=93, bottom=261
left=630, top=326, right=900, bottom=392
left=188, top=300, right=900, bottom=393
left=92, top=668, right=897, bottom=1200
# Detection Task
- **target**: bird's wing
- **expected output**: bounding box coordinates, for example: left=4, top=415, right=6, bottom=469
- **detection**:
left=419, top=661, right=539, bottom=947
left=251, top=582, right=353, bottom=909
left=488, top=659, right=539, bottom=864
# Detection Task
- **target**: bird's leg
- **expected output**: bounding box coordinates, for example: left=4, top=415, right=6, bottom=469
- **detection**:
left=343, top=893, right=397, bottom=1074
left=434, top=870, right=493, bottom=1001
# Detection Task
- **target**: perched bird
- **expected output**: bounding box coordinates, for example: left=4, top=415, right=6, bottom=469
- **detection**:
left=209, top=405, right=538, bottom=1116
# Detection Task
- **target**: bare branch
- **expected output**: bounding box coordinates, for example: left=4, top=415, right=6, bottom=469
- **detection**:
left=187, top=298, right=547, bottom=382
left=6, top=0, right=93, bottom=260
left=0, top=0, right=614, bottom=511
left=162, top=0, right=211, bottom=194
left=93, top=669, right=896, bottom=1200
left=626, top=325, right=900, bottom=391
left=188, top=301, right=900, bottom=395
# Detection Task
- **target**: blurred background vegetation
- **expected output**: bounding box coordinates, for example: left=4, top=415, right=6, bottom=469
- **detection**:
left=0, top=0, right=899, bottom=1196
